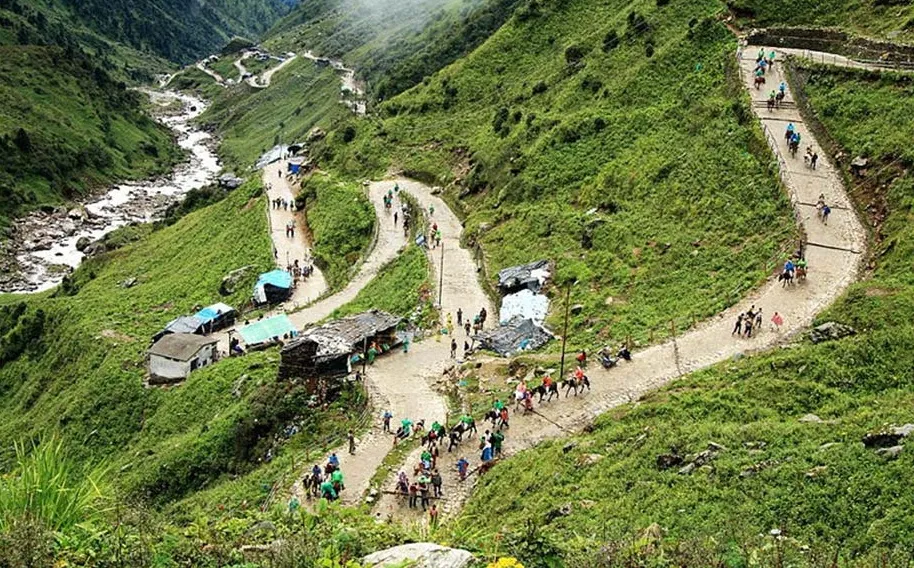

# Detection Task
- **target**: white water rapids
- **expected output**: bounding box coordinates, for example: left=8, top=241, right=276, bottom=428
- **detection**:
left=6, top=90, right=220, bottom=293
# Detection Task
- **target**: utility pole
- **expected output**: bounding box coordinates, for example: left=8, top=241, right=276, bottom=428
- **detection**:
left=559, top=281, right=573, bottom=380
left=438, top=240, right=445, bottom=308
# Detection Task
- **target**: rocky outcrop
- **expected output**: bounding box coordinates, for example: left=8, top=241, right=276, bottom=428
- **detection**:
left=809, top=322, right=856, bottom=344
left=220, top=265, right=254, bottom=296
left=362, top=543, right=474, bottom=568
left=862, top=424, right=914, bottom=448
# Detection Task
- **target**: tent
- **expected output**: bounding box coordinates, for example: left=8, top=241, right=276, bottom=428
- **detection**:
left=194, top=302, right=236, bottom=332
left=238, top=314, right=297, bottom=348
left=253, top=270, right=293, bottom=305
left=152, top=315, right=204, bottom=342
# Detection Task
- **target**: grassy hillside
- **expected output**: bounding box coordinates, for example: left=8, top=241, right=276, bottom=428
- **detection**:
left=0, top=45, right=181, bottom=228
left=308, top=0, right=794, bottom=347
left=728, top=0, right=914, bottom=42
left=453, top=64, right=914, bottom=567
left=0, top=182, right=273, bottom=482
left=200, top=56, right=345, bottom=170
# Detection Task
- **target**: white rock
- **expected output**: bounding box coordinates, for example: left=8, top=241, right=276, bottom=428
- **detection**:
left=363, top=543, right=474, bottom=568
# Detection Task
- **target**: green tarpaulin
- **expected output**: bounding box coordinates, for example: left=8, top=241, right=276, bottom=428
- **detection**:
left=238, top=315, right=297, bottom=346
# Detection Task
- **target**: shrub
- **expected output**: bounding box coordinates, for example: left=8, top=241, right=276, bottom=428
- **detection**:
left=532, top=80, right=547, bottom=95
left=342, top=125, right=357, bottom=143
left=564, top=44, right=587, bottom=65
left=602, top=29, right=620, bottom=52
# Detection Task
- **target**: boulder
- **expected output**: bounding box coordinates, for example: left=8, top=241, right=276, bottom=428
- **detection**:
left=570, top=304, right=584, bottom=315
left=799, top=413, right=823, bottom=423
left=221, top=265, right=254, bottom=296
left=306, top=127, right=326, bottom=143
left=656, top=453, right=683, bottom=470
left=219, top=173, right=245, bottom=189
left=810, top=322, right=856, bottom=344
left=83, top=241, right=107, bottom=257
left=876, top=446, right=903, bottom=460
left=67, top=206, right=88, bottom=221
left=362, top=543, right=474, bottom=568
left=578, top=453, right=603, bottom=467
left=862, top=424, right=914, bottom=448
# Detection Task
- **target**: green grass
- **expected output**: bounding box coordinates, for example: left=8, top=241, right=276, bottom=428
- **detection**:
left=201, top=56, right=347, bottom=170
left=312, top=0, right=795, bottom=348
left=0, top=180, right=273, bottom=493
left=299, top=173, right=376, bottom=289
left=729, top=0, right=914, bottom=42
left=452, top=60, right=914, bottom=568
left=331, top=245, right=434, bottom=320
left=209, top=54, right=241, bottom=81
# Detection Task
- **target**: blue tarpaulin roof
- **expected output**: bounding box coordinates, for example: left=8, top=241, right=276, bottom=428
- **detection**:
left=238, top=315, right=297, bottom=346
left=195, top=302, right=235, bottom=323
left=256, top=270, right=293, bottom=290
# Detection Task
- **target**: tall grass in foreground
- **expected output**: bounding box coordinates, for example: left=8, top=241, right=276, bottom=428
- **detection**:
left=0, top=437, right=109, bottom=533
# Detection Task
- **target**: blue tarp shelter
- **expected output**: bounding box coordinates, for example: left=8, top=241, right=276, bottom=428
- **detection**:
left=253, top=270, right=293, bottom=305
left=238, top=315, right=297, bottom=347
left=194, top=302, right=236, bottom=332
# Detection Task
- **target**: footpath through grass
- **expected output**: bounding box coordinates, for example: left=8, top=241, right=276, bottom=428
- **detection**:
left=453, top=62, right=914, bottom=567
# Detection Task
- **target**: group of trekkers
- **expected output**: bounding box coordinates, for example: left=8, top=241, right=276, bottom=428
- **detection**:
left=767, top=80, right=788, bottom=111
left=271, top=196, right=294, bottom=211
left=302, top=451, right=347, bottom=502
left=287, top=258, right=313, bottom=282
left=752, top=47, right=777, bottom=89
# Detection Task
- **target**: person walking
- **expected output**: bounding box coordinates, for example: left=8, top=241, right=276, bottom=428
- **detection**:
left=429, top=503, right=439, bottom=529
left=408, top=482, right=418, bottom=509
left=457, top=308, right=463, bottom=326
left=771, top=311, right=784, bottom=331
left=732, top=313, right=743, bottom=336
left=457, top=457, right=469, bottom=480
left=822, top=204, right=831, bottom=225
left=463, top=340, right=470, bottom=358
left=383, top=410, right=393, bottom=433
left=348, top=429, right=356, bottom=454
left=754, top=308, right=763, bottom=331
left=464, top=322, right=471, bottom=336
left=811, top=152, right=818, bottom=170
left=431, top=469, right=442, bottom=498
left=394, top=211, right=398, bottom=225
left=450, top=338, right=457, bottom=358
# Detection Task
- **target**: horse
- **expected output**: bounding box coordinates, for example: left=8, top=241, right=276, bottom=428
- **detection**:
left=531, top=381, right=559, bottom=403
left=754, top=75, right=766, bottom=90
left=789, top=139, right=799, bottom=158
left=779, top=269, right=794, bottom=288
left=796, top=266, right=807, bottom=283
left=775, top=91, right=785, bottom=108
left=483, top=409, right=499, bottom=425
left=767, top=96, right=775, bottom=112
left=562, top=375, right=591, bottom=397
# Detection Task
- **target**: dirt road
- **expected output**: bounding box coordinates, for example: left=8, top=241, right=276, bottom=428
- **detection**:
left=288, top=178, right=495, bottom=508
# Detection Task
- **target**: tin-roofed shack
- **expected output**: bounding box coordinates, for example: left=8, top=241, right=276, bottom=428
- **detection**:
left=279, top=310, right=402, bottom=384
left=497, top=260, right=551, bottom=294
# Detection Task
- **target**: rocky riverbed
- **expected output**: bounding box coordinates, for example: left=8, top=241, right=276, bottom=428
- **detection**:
left=0, top=90, right=220, bottom=294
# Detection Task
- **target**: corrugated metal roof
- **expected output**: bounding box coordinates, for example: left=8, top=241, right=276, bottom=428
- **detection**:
left=148, top=333, right=217, bottom=361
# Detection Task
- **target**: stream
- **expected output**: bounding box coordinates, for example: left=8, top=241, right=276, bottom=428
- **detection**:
left=0, top=90, right=220, bottom=294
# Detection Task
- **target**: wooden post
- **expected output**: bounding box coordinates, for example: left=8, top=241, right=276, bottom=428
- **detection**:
left=559, top=282, right=572, bottom=380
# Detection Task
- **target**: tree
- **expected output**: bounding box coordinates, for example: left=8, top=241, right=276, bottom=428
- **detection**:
left=14, top=128, right=32, bottom=153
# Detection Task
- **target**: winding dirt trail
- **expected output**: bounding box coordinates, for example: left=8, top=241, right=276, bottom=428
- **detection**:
left=287, top=178, right=494, bottom=507
left=366, top=48, right=870, bottom=523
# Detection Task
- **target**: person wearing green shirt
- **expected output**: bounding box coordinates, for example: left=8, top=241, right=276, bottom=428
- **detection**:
left=320, top=480, right=337, bottom=501
left=493, top=400, right=504, bottom=412
left=491, top=431, right=505, bottom=456
left=331, top=469, right=344, bottom=485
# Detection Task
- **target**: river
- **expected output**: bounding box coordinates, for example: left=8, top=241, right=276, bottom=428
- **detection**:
left=1, top=90, right=220, bottom=294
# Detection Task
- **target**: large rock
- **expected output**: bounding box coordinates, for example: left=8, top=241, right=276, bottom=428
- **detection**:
left=362, top=544, right=473, bottom=568
left=220, top=265, right=254, bottom=296
left=75, top=237, right=92, bottom=252
left=810, top=322, right=856, bottom=344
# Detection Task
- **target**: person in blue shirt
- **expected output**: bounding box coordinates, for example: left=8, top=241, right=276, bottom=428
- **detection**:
left=328, top=453, right=340, bottom=468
